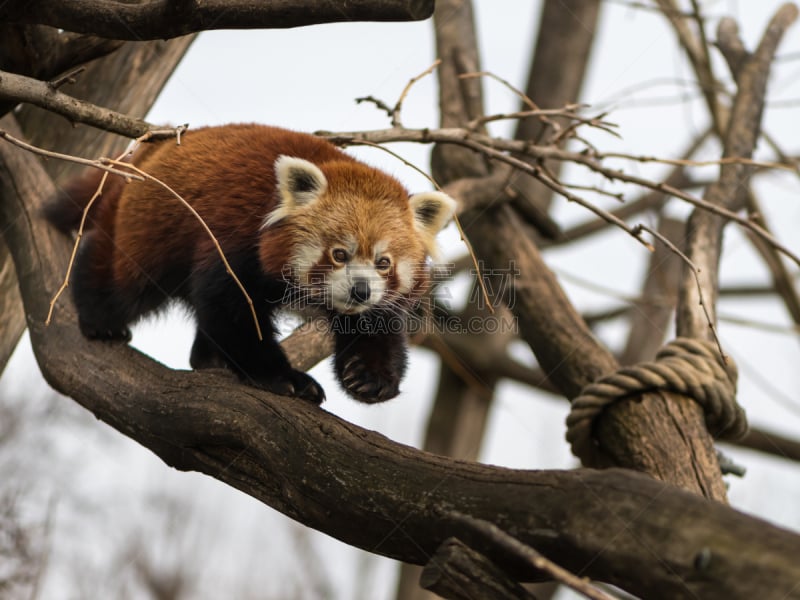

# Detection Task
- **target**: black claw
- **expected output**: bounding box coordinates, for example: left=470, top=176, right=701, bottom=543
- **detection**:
left=355, top=382, right=377, bottom=395
left=254, top=369, right=325, bottom=405
left=296, top=380, right=325, bottom=405
left=82, top=323, right=132, bottom=342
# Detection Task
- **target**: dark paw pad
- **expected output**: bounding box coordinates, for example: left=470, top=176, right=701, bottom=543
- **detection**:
left=258, top=369, right=325, bottom=405
left=339, top=356, right=400, bottom=403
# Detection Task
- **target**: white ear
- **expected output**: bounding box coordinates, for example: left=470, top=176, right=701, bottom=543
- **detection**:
left=409, top=191, right=457, bottom=236
left=263, top=156, right=327, bottom=228
left=409, top=191, right=457, bottom=258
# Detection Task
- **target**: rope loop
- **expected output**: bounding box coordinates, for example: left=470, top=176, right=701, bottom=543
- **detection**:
left=566, top=337, right=748, bottom=463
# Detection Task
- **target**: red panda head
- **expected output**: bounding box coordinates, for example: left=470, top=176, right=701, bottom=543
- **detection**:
left=259, top=155, right=456, bottom=315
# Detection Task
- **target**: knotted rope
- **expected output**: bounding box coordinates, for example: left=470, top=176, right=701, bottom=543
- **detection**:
left=566, top=337, right=748, bottom=463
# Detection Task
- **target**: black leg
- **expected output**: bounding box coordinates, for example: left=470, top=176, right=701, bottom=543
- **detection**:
left=332, top=313, right=408, bottom=403
left=189, top=330, right=226, bottom=369
left=71, top=231, right=132, bottom=341
left=190, top=259, right=325, bottom=404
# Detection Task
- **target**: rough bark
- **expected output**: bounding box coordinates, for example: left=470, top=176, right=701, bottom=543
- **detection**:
left=420, top=538, right=537, bottom=600
left=0, top=240, right=24, bottom=369
left=430, top=0, right=800, bottom=500
left=0, top=1, right=435, bottom=40
left=0, top=34, right=195, bottom=374
left=3, top=130, right=800, bottom=599
left=395, top=1, right=500, bottom=596
left=14, top=37, right=196, bottom=183
left=0, top=24, right=122, bottom=116
left=0, top=68, right=157, bottom=139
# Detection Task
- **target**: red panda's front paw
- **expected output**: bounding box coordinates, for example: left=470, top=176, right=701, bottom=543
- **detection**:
left=338, top=356, right=400, bottom=404
left=257, top=369, right=326, bottom=405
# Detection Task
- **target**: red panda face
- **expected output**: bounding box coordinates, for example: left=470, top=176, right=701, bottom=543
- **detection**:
left=259, top=155, right=456, bottom=316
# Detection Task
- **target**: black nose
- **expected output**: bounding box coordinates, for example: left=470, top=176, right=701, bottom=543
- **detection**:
left=349, top=279, right=371, bottom=304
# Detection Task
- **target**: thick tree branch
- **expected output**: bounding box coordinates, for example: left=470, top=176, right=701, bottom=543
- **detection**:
left=654, top=2, right=800, bottom=342
left=0, top=1, right=435, bottom=40
left=425, top=0, right=727, bottom=498
left=0, top=240, right=24, bottom=371
left=420, top=538, right=538, bottom=600
left=0, top=68, right=164, bottom=139
left=676, top=4, right=798, bottom=339
left=0, top=36, right=194, bottom=374
left=2, top=128, right=800, bottom=600
left=0, top=25, right=122, bottom=116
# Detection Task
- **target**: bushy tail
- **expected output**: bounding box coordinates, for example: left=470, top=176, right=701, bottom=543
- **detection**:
left=43, top=168, right=124, bottom=233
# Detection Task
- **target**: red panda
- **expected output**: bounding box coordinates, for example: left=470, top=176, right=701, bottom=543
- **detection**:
left=45, top=124, right=456, bottom=404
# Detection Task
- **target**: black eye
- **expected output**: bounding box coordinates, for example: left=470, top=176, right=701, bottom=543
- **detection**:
left=332, top=249, right=349, bottom=264
left=376, top=256, right=391, bottom=271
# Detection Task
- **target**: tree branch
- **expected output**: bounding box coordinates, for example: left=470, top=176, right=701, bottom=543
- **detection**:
left=321, top=126, right=800, bottom=268
left=0, top=35, right=195, bottom=374
left=676, top=4, right=798, bottom=339
left=0, top=25, right=122, bottom=116
left=0, top=68, right=165, bottom=139
left=0, top=0, right=435, bottom=40
left=2, top=130, right=800, bottom=599
left=510, top=0, right=602, bottom=216
left=420, top=538, right=538, bottom=600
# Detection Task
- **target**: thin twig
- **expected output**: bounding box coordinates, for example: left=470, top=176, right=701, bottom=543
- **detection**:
left=48, top=66, right=86, bottom=90
left=460, top=70, right=562, bottom=139
left=39, top=128, right=189, bottom=326
left=539, top=162, right=625, bottom=203
left=460, top=70, right=539, bottom=110
left=598, top=151, right=798, bottom=173
left=355, top=95, right=394, bottom=118
left=45, top=170, right=111, bottom=326
left=0, top=129, right=143, bottom=181
left=460, top=138, right=656, bottom=252
left=603, top=0, right=705, bottom=18
left=635, top=224, right=727, bottom=362
left=321, top=126, right=800, bottom=268
left=551, top=110, right=620, bottom=145
left=448, top=512, right=619, bottom=600
left=391, top=59, right=441, bottom=127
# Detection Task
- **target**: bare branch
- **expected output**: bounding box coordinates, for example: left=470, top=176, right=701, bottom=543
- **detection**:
left=0, top=0, right=435, bottom=40
left=449, top=513, right=618, bottom=600
left=0, top=128, right=144, bottom=180
left=0, top=68, right=166, bottom=139
left=0, top=36, right=194, bottom=376
left=322, top=126, right=800, bottom=267
left=676, top=3, right=798, bottom=339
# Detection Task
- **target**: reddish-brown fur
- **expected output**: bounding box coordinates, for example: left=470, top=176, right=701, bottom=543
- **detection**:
left=46, top=124, right=453, bottom=403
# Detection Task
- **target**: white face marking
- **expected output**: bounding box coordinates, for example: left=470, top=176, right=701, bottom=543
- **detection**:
left=374, top=239, right=390, bottom=258
left=328, top=259, right=387, bottom=314
left=289, top=243, right=323, bottom=282
left=395, top=259, right=414, bottom=294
